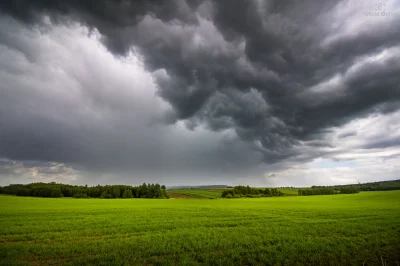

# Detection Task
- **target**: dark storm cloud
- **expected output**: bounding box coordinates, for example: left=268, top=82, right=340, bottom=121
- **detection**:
left=0, top=14, right=269, bottom=185
left=1, top=0, right=400, bottom=184
left=362, top=137, right=400, bottom=149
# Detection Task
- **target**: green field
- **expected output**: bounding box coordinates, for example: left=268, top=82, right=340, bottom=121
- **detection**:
left=275, top=188, right=299, bottom=195
left=1, top=192, right=400, bottom=265
left=167, top=188, right=225, bottom=199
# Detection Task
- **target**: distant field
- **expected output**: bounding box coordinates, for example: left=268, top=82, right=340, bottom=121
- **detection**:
left=167, top=187, right=299, bottom=198
left=1, top=191, right=400, bottom=265
left=277, top=188, right=299, bottom=195
left=167, top=188, right=224, bottom=199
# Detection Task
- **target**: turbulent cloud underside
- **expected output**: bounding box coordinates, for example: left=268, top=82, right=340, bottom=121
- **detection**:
left=0, top=0, right=399, bottom=186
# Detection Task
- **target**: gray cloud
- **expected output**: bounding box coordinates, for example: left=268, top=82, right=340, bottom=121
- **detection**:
left=0, top=17, right=268, bottom=185
left=338, top=131, right=357, bottom=139
left=0, top=0, right=400, bottom=185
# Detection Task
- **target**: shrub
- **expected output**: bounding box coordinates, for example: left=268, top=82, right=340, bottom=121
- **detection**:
left=221, top=186, right=284, bottom=198
left=299, top=187, right=335, bottom=196
left=340, top=186, right=359, bottom=194
left=73, top=193, right=88, bottom=198
left=222, top=190, right=232, bottom=198
left=16, top=188, right=30, bottom=196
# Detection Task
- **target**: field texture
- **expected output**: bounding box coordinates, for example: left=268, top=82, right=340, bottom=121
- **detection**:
left=275, top=188, right=299, bottom=195
left=167, top=189, right=225, bottom=199
left=1, top=192, right=400, bottom=265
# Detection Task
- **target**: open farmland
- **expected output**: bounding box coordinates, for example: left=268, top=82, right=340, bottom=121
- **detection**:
left=167, top=188, right=225, bottom=199
left=1, top=191, right=400, bottom=265
left=275, top=188, right=299, bottom=195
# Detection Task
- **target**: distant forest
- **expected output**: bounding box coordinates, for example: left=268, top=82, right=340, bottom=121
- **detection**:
left=293, top=179, right=400, bottom=196
left=328, top=179, right=400, bottom=191
left=0, top=182, right=168, bottom=199
left=273, top=179, right=400, bottom=191
left=221, top=186, right=284, bottom=198
left=298, top=186, right=359, bottom=196
left=223, top=180, right=400, bottom=198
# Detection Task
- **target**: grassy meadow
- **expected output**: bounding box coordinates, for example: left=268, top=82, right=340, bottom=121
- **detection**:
left=166, top=187, right=299, bottom=199
left=274, top=188, right=299, bottom=196
left=167, top=188, right=225, bottom=199
left=1, top=191, right=400, bottom=265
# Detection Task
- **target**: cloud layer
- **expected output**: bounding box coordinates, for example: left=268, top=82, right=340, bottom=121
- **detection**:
left=0, top=0, right=399, bottom=186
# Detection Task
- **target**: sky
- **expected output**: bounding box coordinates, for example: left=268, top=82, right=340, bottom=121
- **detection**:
left=0, top=0, right=399, bottom=187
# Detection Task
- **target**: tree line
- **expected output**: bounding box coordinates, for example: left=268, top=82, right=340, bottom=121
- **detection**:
left=222, top=186, right=284, bottom=198
left=298, top=187, right=336, bottom=196
left=0, top=182, right=169, bottom=199
left=298, top=186, right=360, bottom=196
left=339, top=186, right=360, bottom=194
left=330, top=180, right=400, bottom=191
left=307, top=180, right=400, bottom=194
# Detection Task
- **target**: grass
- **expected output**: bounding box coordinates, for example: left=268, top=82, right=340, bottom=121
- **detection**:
left=1, top=191, right=400, bottom=265
left=275, top=188, right=299, bottom=195
left=167, top=189, right=223, bottom=199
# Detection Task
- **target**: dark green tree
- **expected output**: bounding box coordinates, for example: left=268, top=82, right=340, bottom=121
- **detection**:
left=113, top=188, right=120, bottom=198
left=122, top=189, right=133, bottom=198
